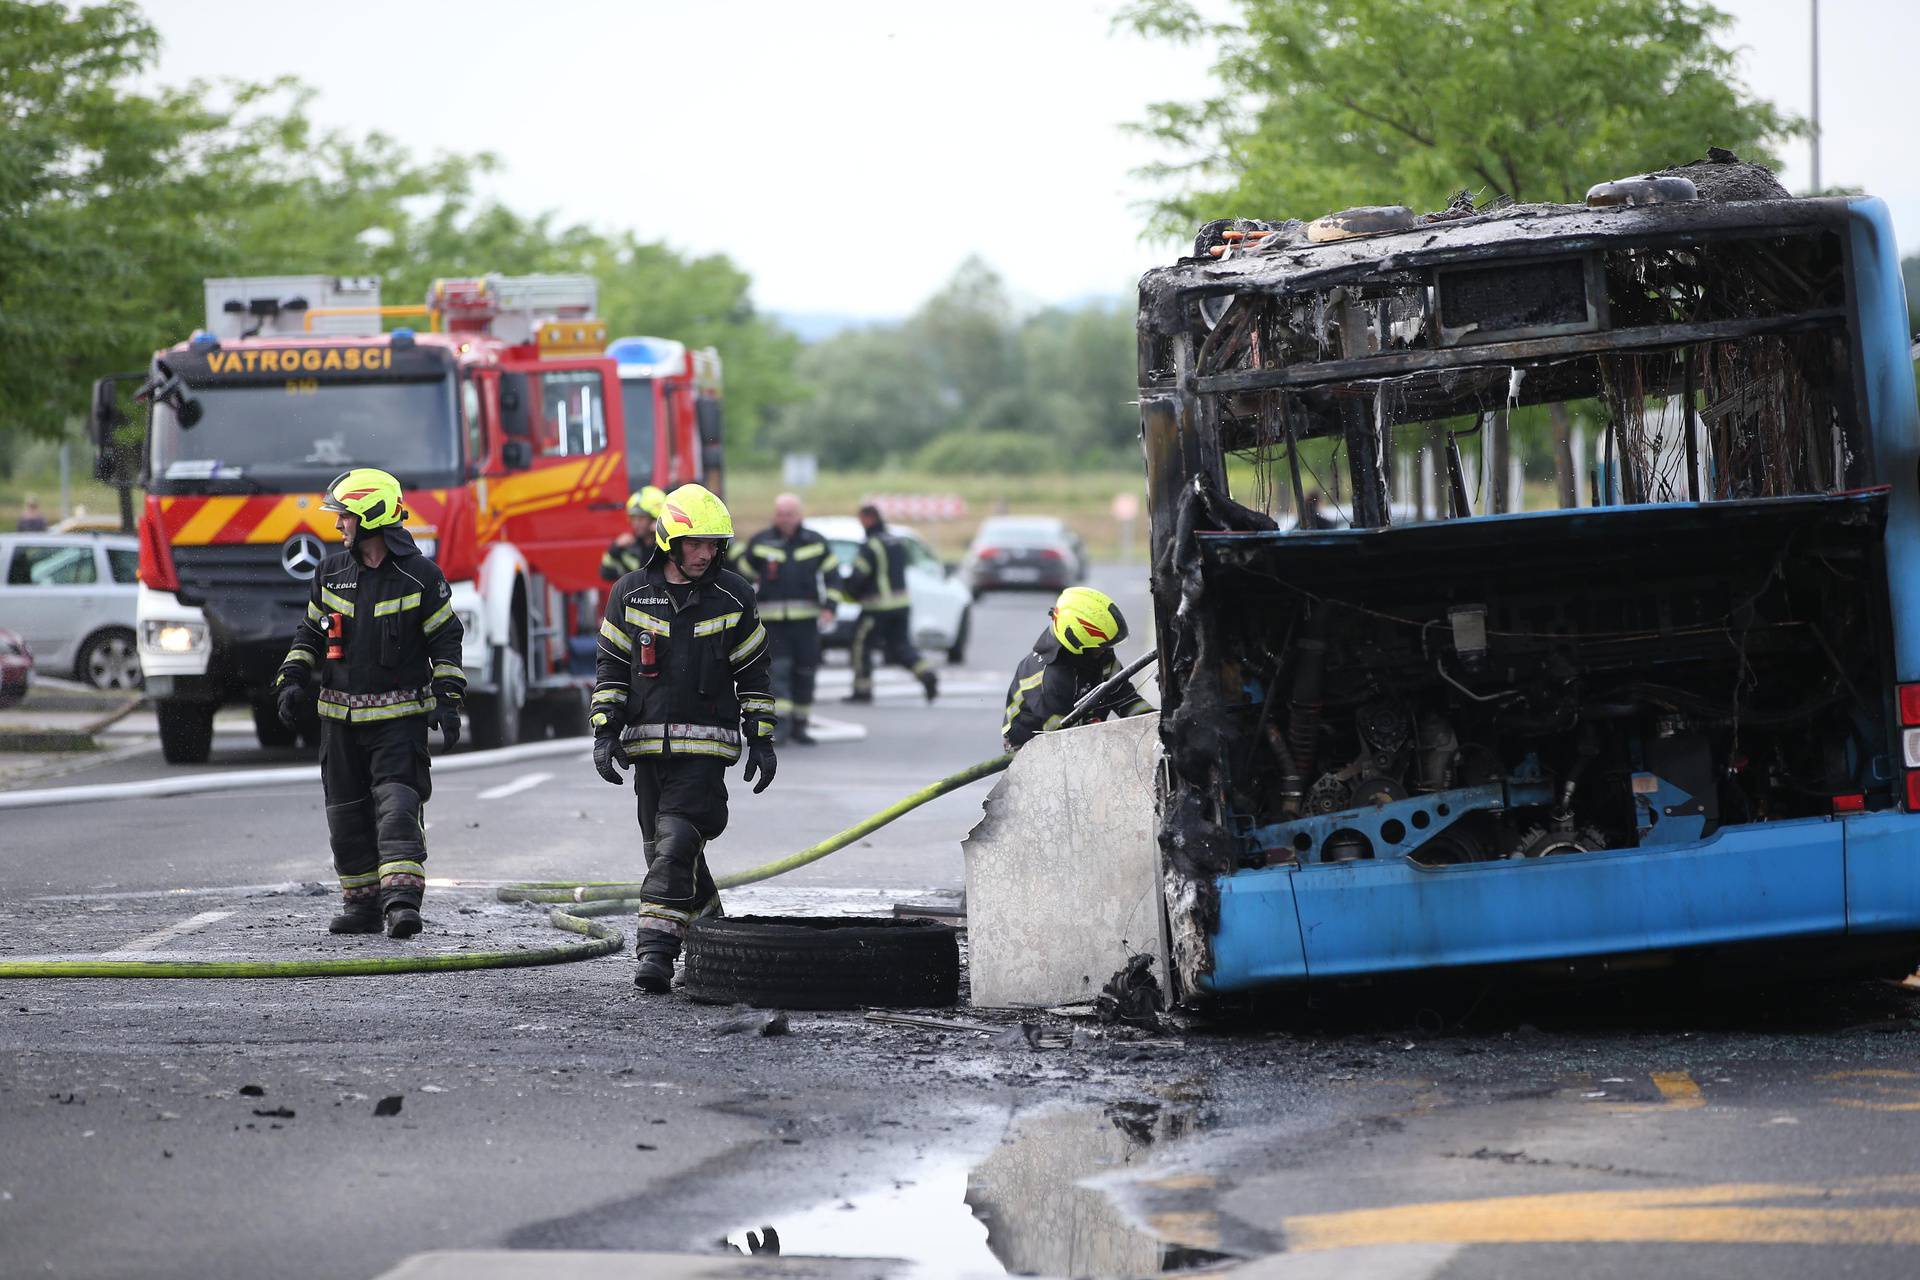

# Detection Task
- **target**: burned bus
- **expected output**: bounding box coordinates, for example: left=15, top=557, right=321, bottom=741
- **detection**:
left=1137, top=157, right=1920, bottom=996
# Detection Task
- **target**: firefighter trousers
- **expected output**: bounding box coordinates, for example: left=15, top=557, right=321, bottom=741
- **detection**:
left=768, top=618, right=821, bottom=733
left=320, top=717, right=432, bottom=913
left=632, top=755, right=728, bottom=958
left=851, top=608, right=934, bottom=696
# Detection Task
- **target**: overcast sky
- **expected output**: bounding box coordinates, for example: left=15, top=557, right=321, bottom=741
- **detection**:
left=139, top=0, right=1918, bottom=321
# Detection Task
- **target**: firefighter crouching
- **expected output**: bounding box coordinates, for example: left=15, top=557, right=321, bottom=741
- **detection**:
left=1003, top=587, right=1153, bottom=751
left=274, top=468, right=465, bottom=939
left=841, top=503, right=938, bottom=705
left=736, top=492, right=837, bottom=745
left=592, top=483, right=777, bottom=993
left=602, top=485, right=666, bottom=582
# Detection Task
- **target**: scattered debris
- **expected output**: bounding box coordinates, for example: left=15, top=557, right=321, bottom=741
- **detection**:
left=635, top=1142, right=656, bottom=1151
left=713, top=1010, right=791, bottom=1037
left=252, top=1107, right=295, bottom=1119
left=1095, top=955, right=1166, bottom=1032
left=237, top=1084, right=265, bottom=1097
left=863, top=1011, right=1001, bottom=1035
left=993, top=1023, right=1074, bottom=1051
left=373, top=1095, right=403, bottom=1117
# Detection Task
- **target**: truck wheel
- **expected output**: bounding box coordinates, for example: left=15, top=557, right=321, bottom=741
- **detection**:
left=946, top=607, right=971, bottom=665
left=78, top=628, right=142, bottom=691
left=251, top=698, right=298, bottom=749
left=157, top=699, right=216, bottom=765
left=469, top=637, right=525, bottom=751
left=681, top=916, right=960, bottom=1010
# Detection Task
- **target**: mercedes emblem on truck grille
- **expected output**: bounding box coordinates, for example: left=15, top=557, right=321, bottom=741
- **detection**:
left=282, top=534, right=325, bottom=580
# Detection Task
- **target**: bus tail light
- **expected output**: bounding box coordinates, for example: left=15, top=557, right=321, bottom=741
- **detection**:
left=1900, top=683, right=1920, bottom=811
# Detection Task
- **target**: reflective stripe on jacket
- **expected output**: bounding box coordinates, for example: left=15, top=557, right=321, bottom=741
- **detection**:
left=592, top=561, right=775, bottom=762
left=600, top=537, right=651, bottom=583
left=736, top=526, right=839, bottom=622
left=1002, top=629, right=1153, bottom=749
left=276, top=540, right=465, bottom=720
left=841, top=528, right=912, bottom=612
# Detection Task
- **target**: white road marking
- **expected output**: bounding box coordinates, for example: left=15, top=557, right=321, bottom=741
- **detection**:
left=477, top=772, right=552, bottom=801
left=0, top=737, right=591, bottom=812
left=100, top=909, right=234, bottom=958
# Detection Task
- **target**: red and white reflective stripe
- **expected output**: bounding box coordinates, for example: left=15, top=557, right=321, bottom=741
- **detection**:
left=862, top=493, right=970, bottom=522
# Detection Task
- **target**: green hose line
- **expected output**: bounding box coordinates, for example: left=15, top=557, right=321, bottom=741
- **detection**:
left=497, top=752, right=1013, bottom=906
left=0, top=753, right=1012, bottom=979
left=0, top=908, right=624, bottom=980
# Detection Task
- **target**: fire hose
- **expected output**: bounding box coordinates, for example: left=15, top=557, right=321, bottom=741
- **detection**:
left=0, top=652, right=1152, bottom=980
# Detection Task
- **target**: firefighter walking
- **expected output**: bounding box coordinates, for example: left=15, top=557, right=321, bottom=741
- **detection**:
left=601, top=485, right=666, bottom=581
left=274, top=468, right=465, bottom=939
left=1003, top=587, right=1153, bottom=750
left=735, top=493, right=837, bottom=745
left=841, top=503, right=938, bottom=705
left=592, top=483, right=777, bottom=993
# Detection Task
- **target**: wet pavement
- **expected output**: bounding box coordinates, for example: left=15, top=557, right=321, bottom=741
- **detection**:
left=7, top=568, right=1920, bottom=1277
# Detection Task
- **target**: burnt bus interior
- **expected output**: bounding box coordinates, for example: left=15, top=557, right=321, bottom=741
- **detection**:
left=1144, top=206, right=1898, bottom=882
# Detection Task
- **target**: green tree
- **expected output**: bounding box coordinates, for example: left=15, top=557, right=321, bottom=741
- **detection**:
left=2, top=0, right=238, bottom=444
left=771, top=258, right=1141, bottom=470
left=1123, top=0, right=1806, bottom=232
left=769, top=327, right=946, bottom=468
left=1122, top=0, right=1805, bottom=505
left=1, top=0, right=796, bottom=462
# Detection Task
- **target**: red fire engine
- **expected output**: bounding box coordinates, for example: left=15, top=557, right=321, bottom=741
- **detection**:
left=93, top=273, right=724, bottom=763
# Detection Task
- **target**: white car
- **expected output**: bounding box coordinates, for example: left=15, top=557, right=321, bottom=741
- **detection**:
left=805, top=517, right=974, bottom=663
left=0, top=532, right=143, bottom=689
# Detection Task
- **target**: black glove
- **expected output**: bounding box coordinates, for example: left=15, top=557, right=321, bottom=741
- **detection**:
left=427, top=702, right=461, bottom=750
left=743, top=738, right=777, bottom=794
left=594, top=732, right=628, bottom=786
left=275, top=682, right=305, bottom=730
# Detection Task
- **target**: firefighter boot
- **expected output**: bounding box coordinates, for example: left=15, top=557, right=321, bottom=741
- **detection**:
left=373, top=781, right=428, bottom=940
left=789, top=716, right=816, bottom=746
left=328, top=899, right=382, bottom=934
left=634, top=946, right=676, bottom=993
left=919, top=669, right=940, bottom=704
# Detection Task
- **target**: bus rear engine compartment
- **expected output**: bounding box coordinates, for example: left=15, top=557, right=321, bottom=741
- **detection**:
left=1197, top=494, right=1894, bottom=872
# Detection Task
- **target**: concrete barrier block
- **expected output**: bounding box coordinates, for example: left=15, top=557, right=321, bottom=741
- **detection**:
left=963, top=714, right=1166, bottom=1008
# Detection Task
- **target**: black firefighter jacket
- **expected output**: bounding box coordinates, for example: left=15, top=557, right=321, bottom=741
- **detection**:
left=1002, top=630, right=1154, bottom=749
left=838, top=525, right=912, bottom=613
left=592, top=561, right=775, bottom=763
left=276, top=528, right=466, bottom=723
left=734, top=526, right=838, bottom=622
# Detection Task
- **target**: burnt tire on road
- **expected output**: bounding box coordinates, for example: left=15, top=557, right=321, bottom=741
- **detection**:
left=682, top=916, right=960, bottom=1010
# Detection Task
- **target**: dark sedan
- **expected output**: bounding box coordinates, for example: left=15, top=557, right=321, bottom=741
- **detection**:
left=960, top=516, right=1087, bottom=595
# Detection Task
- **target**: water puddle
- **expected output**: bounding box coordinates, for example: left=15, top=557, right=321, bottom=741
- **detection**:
left=723, top=1100, right=1232, bottom=1278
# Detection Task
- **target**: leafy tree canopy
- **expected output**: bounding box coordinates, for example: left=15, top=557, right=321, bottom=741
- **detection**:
left=768, top=257, right=1139, bottom=470
left=1, top=0, right=794, bottom=452
left=1120, top=0, right=1807, bottom=235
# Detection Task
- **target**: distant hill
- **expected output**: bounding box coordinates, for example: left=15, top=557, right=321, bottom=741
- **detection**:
left=770, top=311, right=896, bottom=344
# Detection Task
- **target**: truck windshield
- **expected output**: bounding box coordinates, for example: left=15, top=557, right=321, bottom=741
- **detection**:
left=150, top=377, right=461, bottom=487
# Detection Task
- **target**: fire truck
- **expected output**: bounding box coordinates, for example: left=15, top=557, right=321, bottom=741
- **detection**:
left=93, top=274, right=724, bottom=763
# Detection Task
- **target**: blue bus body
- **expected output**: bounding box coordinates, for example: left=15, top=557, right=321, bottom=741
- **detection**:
left=1137, top=187, right=1920, bottom=996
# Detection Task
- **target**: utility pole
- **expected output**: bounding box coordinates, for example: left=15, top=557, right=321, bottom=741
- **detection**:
left=1810, top=0, right=1822, bottom=193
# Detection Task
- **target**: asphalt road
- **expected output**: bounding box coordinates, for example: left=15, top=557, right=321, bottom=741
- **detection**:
left=6, top=563, right=1920, bottom=1279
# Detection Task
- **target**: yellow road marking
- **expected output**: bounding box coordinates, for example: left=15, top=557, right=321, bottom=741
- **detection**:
left=1283, top=1178, right=1920, bottom=1252
left=1651, top=1071, right=1706, bottom=1110
left=1148, top=1210, right=1222, bottom=1248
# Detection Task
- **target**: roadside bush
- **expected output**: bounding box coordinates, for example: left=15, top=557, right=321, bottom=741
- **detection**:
left=913, top=431, right=1055, bottom=475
